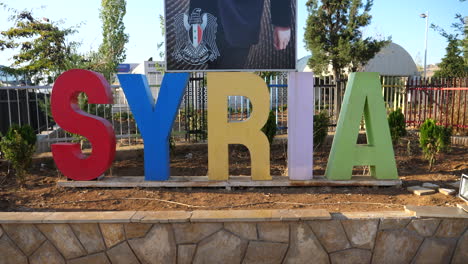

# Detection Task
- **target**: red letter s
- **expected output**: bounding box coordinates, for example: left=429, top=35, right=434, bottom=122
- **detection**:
left=51, top=69, right=116, bottom=181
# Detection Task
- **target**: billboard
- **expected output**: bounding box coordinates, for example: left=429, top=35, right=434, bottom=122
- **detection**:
left=165, top=0, right=297, bottom=72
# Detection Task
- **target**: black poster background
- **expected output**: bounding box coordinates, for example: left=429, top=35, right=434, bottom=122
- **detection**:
left=165, top=0, right=297, bottom=71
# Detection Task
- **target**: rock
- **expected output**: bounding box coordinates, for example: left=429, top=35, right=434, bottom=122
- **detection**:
left=67, top=253, right=110, bottom=264
left=372, top=229, right=423, bottom=264
left=100, top=223, right=126, bottom=248
left=193, top=230, right=247, bottom=264
left=243, top=241, right=288, bottom=264
left=329, top=248, right=372, bottom=264
left=341, top=220, right=378, bottom=249
left=129, top=224, right=176, bottom=264
left=107, top=242, right=140, bottom=264
left=71, top=224, right=106, bottom=254
left=283, top=222, right=329, bottom=264
left=438, top=188, right=456, bottom=196
left=2, top=224, right=46, bottom=255
left=308, top=220, right=351, bottom=252
left=452, top=230, right=468, bottom=264
left=124, top=223, right=152, bottom=239
left=448, top=181, right=460, bottom=189
left=172, top=223, right=222, bottom=244
left=37, top=224, right=86, bottom=259
left=29, top=241, right=65, bottom=264
left=407, top=186, right=436, bottom=196
left=177, top=244, right=196, bottom=264
left=412, top=238, right=457, bottom=264
left=435, top=219, right=468, bottom=238
left=407, top=219, right=441, bottom=237
left=257, top=222, right=289, bottom=243
left=379, top=218, right=411, bottom=230
left=422, top=182, right=440, bottom=189
left=0, top=235, right=27, bottom=264
left=224, top=222, right=257, bottom=240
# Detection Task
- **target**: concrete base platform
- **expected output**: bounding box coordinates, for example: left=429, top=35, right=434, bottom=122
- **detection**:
left=57, top=176, right=402, bottom=188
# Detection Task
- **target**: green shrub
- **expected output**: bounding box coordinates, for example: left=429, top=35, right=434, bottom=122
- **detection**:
left=419, top=119, right=452, bottom=169
left=314, top=112, right=330, bottom=148
left=0, top=124, right=36, bottom=183
left=388, top=108, right=406, bottom=143
left=262, top=111, right=277, bottom=145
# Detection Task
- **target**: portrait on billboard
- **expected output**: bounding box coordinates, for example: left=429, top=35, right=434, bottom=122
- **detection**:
left=165, top=0, right=297, bottom=71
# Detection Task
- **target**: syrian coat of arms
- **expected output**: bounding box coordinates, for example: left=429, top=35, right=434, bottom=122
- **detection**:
left=172, top=8, right=220, bottom=65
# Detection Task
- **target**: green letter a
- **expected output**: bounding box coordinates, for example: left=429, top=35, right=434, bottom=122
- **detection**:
left=325, top=73, right=398, bottom=180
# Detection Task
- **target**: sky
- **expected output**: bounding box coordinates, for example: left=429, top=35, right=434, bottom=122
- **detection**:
left=0, top=0, right=466, bottom=67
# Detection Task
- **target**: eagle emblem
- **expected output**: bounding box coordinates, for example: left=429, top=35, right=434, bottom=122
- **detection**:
left=172, top=8, right=220, bottom=65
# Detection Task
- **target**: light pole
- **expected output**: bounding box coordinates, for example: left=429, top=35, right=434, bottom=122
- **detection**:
left=420, top=12, right=429, bottom=79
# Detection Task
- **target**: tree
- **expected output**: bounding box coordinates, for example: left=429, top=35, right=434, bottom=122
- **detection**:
left=0, top=7, right=77, bottom=84
left=433, top=37, right=467, bottom=78
left=96, top=0, right=129, bottom=82
left=304, top=0, right=390, bottom=78
left=304, top=0, right=389, bottom=117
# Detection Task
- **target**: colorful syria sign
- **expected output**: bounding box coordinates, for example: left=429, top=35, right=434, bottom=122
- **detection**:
left=50, top=71, right=397, bottom=182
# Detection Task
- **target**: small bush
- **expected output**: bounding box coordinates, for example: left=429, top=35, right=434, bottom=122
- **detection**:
left=314, top=112, right=330, bottom=148
left=388, top=108, right=406, bottom=143
left=419, top=119, right=452, bottom=169
left=0, top=124, right=36, bottom=183
left=262, top=110, right=277, bottom=145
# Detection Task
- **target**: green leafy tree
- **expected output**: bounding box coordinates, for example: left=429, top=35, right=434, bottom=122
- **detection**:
left=0, top=7, right=77, bottom=84
left=387, top=108, right=406, bottom=144
left=262, top=111, right=277, bottom=145
left=313, top=111, right=330, bottom=149
left=96, top=0, right=129, bottom=82
left=419, top=119, right=452, bottom=169
left=433, top=38, right=467, bottom=77
left=304, top=0, right=390, bottom=78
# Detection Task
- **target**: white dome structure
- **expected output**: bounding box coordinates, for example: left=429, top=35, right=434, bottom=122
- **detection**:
left=363, top=43, right=419, bottom=76
left=297, top=42, right=419, bottom=76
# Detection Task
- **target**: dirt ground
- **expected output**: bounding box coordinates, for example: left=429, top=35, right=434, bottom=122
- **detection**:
left=0, top=132, right=466, bottom=212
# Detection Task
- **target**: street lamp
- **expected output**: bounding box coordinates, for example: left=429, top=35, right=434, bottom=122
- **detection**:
left=420, top=12, right=429, bottom=79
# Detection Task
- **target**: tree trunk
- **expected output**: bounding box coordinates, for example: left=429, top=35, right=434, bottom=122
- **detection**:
left=333, top=69, right=342, bottom=123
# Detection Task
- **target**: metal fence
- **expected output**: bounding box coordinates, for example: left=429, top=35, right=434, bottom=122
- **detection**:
left=1, top=74, right=466, bottom=153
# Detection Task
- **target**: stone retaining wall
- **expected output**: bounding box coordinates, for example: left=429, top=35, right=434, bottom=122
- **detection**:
left=0, top=206, right=466, bottom=264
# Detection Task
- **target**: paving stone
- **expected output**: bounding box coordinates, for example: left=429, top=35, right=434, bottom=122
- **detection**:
left=422, top=182, right=440, bottom=189
left=129, top=224, right=176, bottom=264
left=124, top=223, right=152, bottom=239
left=107, top=241, right=140, bottom=264
left=70, top=224, right=106, bottom=254
left=308, top=220, right=351, bottom=252
left=43, top=211, right=136, bottom=223
left=438, top=188, right=456, bottom=195
left=29, top=240, right=65, bottom=264
left=413, top=238, right=457, bottom=264
left=191, top=209, right=273, bottom=222
left=371, top=229, right=423, bottom=264
left=193, top=230, right=247, bottom=264
left=37, top=224, right=86, bottom=259
left=407, top=219, right=441, bottom=237
left=243, top=241, right=288, bottom=264
left=0, top=235, right=28, bottom=264
left=172, top=223, right=222, bottom=244
left=333, top=211, right=411, bottom=219
left=67, top=253, right=110, bottom=264
left=457, top=203, right=468, bottom=213
left=434, top=219, right=468, bottom=238
left=452, top=230, right=468, bottom=264
left=257, top=222, right=289, bottom=243
left=271, top=209, right=331, bottom=221
left=341, top=219, right=378, bottom=249
left=407, top=186, right=436, bottom=195
left=330, top=248, right=372, bottom=264
left=0, top=212, right=52, bottom=223
left=131, top=211, right=191, bottom=223
left=2, top=224, right=46, bottom=255
left=283, top=222, right=329, bottom=264
left=405, top=205, right=468, bottom=218
left=224, top=222, right=257, bottom=240
left=379, top=218, right=411, bottom=230
left=99, top=223, right=125, bottom=248
left=177, top=244, right=196, bottom=264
